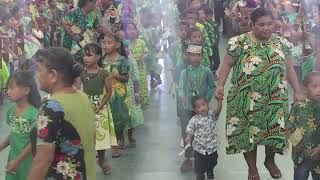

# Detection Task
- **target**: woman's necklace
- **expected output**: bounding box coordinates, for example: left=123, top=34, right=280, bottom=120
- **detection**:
left=250, top=31, right=272, bottom=44
left=85, top=68, right=101, bottom=82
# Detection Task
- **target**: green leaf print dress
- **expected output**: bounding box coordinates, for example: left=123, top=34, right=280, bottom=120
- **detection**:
left=225, top=33, right=293, bottom=154
left=130, top=38, right=150, bottom=111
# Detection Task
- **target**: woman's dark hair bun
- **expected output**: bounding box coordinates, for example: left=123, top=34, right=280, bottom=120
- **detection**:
left=71, top=63, right=83, bottom=78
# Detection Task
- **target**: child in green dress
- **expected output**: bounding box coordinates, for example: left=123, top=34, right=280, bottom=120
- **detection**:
left=286, top=72, right=320, bottom=180
left=178, top=44, right=216, bottom=173
left=203, top=7, right=220, bottom=77
left=125, top=21, right=150, bottom=111
left=78, top=43, right=118, bottom=175
left=101, top=32, right=131, bottom=149
left=171, top=21, right=188, bottom=66
left=0, top=71, right=40, bottom=180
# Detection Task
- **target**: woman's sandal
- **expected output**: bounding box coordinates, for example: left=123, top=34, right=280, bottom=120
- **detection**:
left=248, top=169, right=260, bottom=180
left=248, top=174, right=261, bottom=180
left=264, top=161, right=282, bottom=179
left=98, top=161, right=112, bottom=175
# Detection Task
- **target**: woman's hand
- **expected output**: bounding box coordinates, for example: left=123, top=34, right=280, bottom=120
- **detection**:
left=215, top=86, right=224, bottom=101
left=294, top=91, right=306, bottom=102
left=310, top=146, right=320, bottom=160
left=95, top=104, right=104, bottom=114
left=5, top=160, right=18, bottom=175
left=285, top=129, right=293, bottom=138
left=213, top=100, right=223, bottom=119
left=70, top=32, right=81, bottom=42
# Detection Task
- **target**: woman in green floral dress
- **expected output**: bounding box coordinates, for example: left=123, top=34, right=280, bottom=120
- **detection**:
left=61, top=0, right=99, bottom=62
left=215, top=8, right=305, bottom=180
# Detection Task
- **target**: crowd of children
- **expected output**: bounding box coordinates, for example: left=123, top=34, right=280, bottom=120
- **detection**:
left=0, top=0, right=319, bottom=180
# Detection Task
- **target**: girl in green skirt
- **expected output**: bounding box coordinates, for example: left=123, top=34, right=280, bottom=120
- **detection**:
left=78, top=43, right=119, bottom=175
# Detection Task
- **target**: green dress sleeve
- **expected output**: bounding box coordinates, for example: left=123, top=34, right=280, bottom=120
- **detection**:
left=227, top=35, right=242, bottom=60
left=279, top=36, right=293, bottom=59
left=178, top=70, right=187, bottom=97
left=64, top=9, right=75, bottom=24
left=204, top=67, right=216, bottom=102
left=6, top=105, right=14, bottom=125
left=132, top=39, right=148, bottom=60
left=119, top=57, right=130, bottom=75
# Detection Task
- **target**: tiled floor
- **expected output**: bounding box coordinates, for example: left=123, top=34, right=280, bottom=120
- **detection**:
left=0, top=40, right=309, bottom=180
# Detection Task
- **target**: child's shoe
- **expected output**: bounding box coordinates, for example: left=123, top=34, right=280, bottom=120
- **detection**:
left=207, top=171, right=215, bottom=179
left=180, top=159, right=193, bottom=173
left=196, top=174, right=205, bottom=180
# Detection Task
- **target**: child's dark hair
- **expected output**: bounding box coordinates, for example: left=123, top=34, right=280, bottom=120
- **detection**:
left=203, top=6, right=213, bottom=16
left=187, top=28, right=202, bottom=41
left=33, top=47, right=83, bottom=86
left=8, top=71, right=41, bottom=108
left=303, top=71, right=320, bottom=87
left=123, top=21, right=139, bottom=38
left=78, top=0, right=95, bottom=8
left=192, top=95, right=207, bottom=108
left=177, top=20, right=189, bottom=28
left=251, top=8, right=274, bottom=25
left=183, top=8, right=198, bottom=19
left=84, top=43, right=103, bottom=67
left=103, top=32, right=128, bottom=58
left=11, top=5, right=20, bottom=16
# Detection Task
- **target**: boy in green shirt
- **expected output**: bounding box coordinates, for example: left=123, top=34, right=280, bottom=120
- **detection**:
left=286, top=72, right=320, bottom=180
left=178, top=44, right=216, bottom=173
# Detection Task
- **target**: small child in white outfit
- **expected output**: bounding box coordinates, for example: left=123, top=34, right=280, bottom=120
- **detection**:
left=185, top=95, right=222, bottom=180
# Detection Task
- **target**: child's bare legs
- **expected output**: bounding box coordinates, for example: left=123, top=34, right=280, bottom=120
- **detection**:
left=116, top=129, right=125, bottom=149
left=128, top=128, right=136, bottom=147
left=97, top=150, right=111, bottom=175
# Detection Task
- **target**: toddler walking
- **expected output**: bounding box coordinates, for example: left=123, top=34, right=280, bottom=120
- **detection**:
left=185, top=95, right=222, bottom=180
